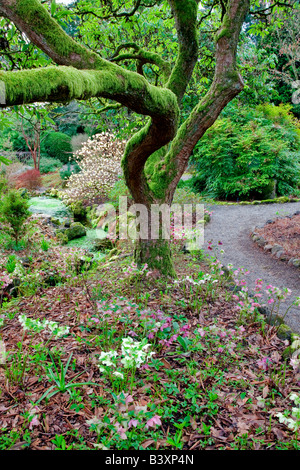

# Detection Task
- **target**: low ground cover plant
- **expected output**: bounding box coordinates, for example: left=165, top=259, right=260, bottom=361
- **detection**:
left=0, top=234, right=299, bottom=450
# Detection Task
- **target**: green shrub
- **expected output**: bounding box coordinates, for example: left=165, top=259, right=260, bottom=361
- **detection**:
left=30, top=157, right=63, bottom=174
left=43, top=132, right=73, bottom=164
left=173, top=185, right=204, bottom=205
left=108, top=175, right=131, bottom=208
left=60, top=162, right=81, bottom=182
left=60, top=169, right=72, bottom=182
left=191, top=103, right=300, bottom=200
left=0, top=190, right=30, bottom=246
left=0, top=174, right=8, bottom=196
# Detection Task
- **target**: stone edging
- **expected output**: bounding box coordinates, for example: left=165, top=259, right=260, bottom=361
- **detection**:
left=220, top=266, right=297, bottom=345
left=211, top=196, right=300, bottom=206
left=251, top=210, right=300, bottom=269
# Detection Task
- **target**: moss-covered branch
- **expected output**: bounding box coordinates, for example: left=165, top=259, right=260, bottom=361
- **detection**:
left=111, top=48, right=171, bottom=84
left=0, top=65, right=178, bottom=122
left=166, top=0, right=199, bottom=103
left=146, top=0, right=250, bottom=202
left=0, top=0, right=102, bottom=69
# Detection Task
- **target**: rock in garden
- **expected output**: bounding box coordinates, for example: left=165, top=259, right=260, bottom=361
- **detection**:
left=65, top=222, right=87, bottom=241
left=256, top=237, right=267, bottom=247
left=271, top=244, right=284, bottom=254
left=91, top=238, right=114, bottom=252
left=263, top=244, right=273, bottom=251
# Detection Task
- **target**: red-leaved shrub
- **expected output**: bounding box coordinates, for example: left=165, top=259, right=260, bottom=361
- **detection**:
left=15, top=169, right=42, bottom=190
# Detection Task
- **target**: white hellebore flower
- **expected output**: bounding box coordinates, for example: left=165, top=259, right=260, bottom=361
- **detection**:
left=98, top=350, right=118, bottom=368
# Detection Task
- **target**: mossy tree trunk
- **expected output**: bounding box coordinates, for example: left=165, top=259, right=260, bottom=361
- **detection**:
left=122, top=0, right=250, bottom=277
left=0, top=0, right=250, bottom=277
left=135, top=238, right=176, bottom=278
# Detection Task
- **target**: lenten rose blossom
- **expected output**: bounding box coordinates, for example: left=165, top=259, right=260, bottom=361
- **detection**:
left=145, top=415, right=162, bottom=429
left=257, top=357, right=273, bottom=370
left=115, top=422, right=127, bottom=439
left=128, top=419, right=139, bottom=429
left=113, top=371, right=124, bottom=379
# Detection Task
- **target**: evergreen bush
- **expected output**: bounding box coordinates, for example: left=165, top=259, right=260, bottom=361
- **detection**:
left=0, top=190, right=30, bottom=246
left=43, top=132, right=73, bottom=164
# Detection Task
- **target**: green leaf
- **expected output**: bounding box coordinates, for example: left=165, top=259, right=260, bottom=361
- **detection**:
left=0, top=155, right=11, bottom=165
left=51, top=0, right=57, bottom=16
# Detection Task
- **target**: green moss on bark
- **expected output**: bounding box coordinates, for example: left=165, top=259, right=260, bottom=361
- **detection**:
left=0, top=65, right=178, bottom=121
left=10, top=0, right=100, bottom=68
left=144, top=146, right=176, bottom=200
left=166, top=0, right=199, bottom=102
left=134, top=238, right=176, bottom=278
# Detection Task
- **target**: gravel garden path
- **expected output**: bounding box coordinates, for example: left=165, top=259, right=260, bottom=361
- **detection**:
left=204, top=202, right=300, bottom=334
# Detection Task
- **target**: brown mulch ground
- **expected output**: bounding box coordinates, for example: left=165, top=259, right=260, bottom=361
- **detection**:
left=0, top=251, right=300, bottom=450
left=256, top=214, right=300, bottom=260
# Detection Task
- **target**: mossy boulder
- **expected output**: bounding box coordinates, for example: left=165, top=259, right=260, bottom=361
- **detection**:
left=91, top=238, right=114, bottom=252
left=276, top=196, right=290, bottom=203
left=277, top=324, right=293, bottom=341
left=68, top=200, right=87, bottom=222
left=56, top=222, right=86, bottom=244
left=262, top=199, right=276, bottom=204
left=56, top=231, right=68, bottom=245
left=64, top=222, right=86, bottom=241
left=51, top=217, right=61, bottom=226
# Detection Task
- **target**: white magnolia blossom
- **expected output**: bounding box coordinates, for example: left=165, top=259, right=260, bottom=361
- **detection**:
left=63, top=132, right=126, bottom=203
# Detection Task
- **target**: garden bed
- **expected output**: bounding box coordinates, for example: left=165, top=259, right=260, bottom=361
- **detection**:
left=252, top=212, right=300, bottom=267
left=0, top=248, right=300, bottom=450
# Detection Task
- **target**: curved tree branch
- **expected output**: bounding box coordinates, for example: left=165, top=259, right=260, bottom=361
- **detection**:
left=111, top=48, right=171, bottom=83
left=74, top=0, right=157, bottom=21
left=166, top=0, right=199, bottom=104
left=0, top=0, right=102, bottom=69
left=0, top=65, right=178, bottom=126
left=161, top=0, right=251, bottom=202
left=250, top=0, right=296, bottom=18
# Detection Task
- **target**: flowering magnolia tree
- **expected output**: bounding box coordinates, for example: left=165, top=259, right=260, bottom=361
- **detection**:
left=0, top=0, right=294, bottom=276
left=63, top=132, right=126, bottom=204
